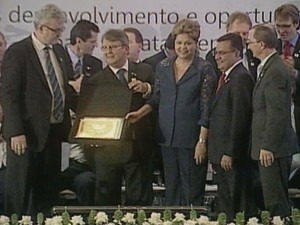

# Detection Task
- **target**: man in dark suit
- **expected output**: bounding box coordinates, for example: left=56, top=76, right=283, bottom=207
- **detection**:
left=0, top=4, right=73, bottom=215
left=208, top=33, right=255, bottom=221
left=274, top=4, right=300, bottom=145
left=81, top=29, right=154, bottom=205
left=142, top=33, right=175, bottom=72
left=206, top=12, right=260, bottom=80
left=67, top=20, right=103, bottom=101
left=248, top=24, right=299, bottom=217
left=124, top=27, right=144, bottom=63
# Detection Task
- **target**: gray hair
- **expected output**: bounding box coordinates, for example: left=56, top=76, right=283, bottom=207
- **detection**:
left=101, top=29, right=129, bottom=46
left=34, top=4, right=66, bottom=28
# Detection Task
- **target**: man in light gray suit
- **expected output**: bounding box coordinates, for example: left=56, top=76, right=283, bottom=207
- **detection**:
left=248, top=24, right=299, bottom=217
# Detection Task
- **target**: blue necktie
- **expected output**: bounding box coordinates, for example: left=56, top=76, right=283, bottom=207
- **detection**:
left=44, top=46, right=64, bottom=122
left=116, top=68, right=127, bottom=86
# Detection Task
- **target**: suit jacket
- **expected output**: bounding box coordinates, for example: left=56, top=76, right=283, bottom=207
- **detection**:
left=142, top=50, right=166, bottom=72
left=208, top=63, right=254, bottom=164
left=65, top=48, right=103, bottom=80
left=147, top=55, right=217, bottom=149
left=276, top=36, right=300, bottom=105
left=206, top=47, right=260, bottom=81
left=0, top=36, right=72, bottom=152
left=81, top=61, right=154, bottom=142
left=251, top=53, right=299, bottom=160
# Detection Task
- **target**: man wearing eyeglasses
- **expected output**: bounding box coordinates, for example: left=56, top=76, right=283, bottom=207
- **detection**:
left=275, top=4, right=300, bottom=147
left=206, top=12, right=260, bottom=81
left=208, top=33, right=255, bottom=221
left=0, top=4, right=73, bottom=216
left=80, top=29, right=154, bottom=206
left=248, top=24, right=299, bottom=217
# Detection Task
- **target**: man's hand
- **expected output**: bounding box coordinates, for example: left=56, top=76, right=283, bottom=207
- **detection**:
left=128, top=79, right=148, bottom=94
left=68, top=74, right=84, bottom=93
left=125, top=111, right=143, bottom=124
left=194, top=141, right=207, bottom=165
left=259, top=149, right=274, bottom=167
left=11, top=134, right=27, bottom=155
left=281, top=56, right=295, bottom=73
left=221, top=155, right=233, bottom=171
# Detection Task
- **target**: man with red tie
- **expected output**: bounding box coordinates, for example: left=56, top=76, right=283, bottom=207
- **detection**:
left=275, top=4, right=300, bottom=143
left=207, top=33, right=255, bottom=221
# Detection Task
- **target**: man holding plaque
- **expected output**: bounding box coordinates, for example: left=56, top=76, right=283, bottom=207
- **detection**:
left=79, top=29, right=154, bottom=205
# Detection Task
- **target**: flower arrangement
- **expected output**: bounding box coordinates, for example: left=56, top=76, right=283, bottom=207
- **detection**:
left=1, top=208, right=300, bottom=225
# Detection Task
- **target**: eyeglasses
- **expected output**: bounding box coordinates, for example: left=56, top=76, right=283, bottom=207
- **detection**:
left=213, top=49, right=236, bottom=56
left=42, top=25, right=65, bottom=34
left=275, top=24, right=294, bottom=30
left=100, top=45, right=124, bottom=52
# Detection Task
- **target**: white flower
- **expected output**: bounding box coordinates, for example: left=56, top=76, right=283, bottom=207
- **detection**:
left=148, top=213, right=162, bottom=225
left=18, top=216, right=33, bottom=225
left=162, top=221, right=172, bottom=225
left=121, top=213, right=135, bottom=224
left=94, top=212, right=109, bottom=225
left=70, top=216, right=85, bottom=225
left=143, top=222, right=151, bottom=225
left=208, top=222, right=218, bottom=225
left=247, top=217, right=259, bottom=225
left=0, top=216, right=10, bottom=225
left=184, top=219, right=197, bottom=225
left=45, top=216, right=63, bottom=225
left=272, top=216, right=283, bottom=225
left=227, top=223, right=235, bottom=225
left=197, top=216, right=210, bottom=225
left=173, top=213, right=185, bottom=222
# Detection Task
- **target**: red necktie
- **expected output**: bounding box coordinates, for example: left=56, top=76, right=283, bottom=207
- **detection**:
left=283, top=42, right=292, bottom=58
left=216, top=73, right=226, bottom=93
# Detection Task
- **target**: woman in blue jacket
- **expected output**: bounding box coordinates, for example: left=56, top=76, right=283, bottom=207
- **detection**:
left=126, top=18, right=217, bottom=205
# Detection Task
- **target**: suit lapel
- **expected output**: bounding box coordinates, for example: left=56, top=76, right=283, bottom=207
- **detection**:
left=253, top=53, right=277, bottom=98
left=26, top=37, right=49, bottom=89
left=211, top=63, right=242, bottom=110
left=293, top=35, right=300, bottom=59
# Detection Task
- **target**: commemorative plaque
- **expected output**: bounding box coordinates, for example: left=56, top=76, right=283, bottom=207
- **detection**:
left=69, top=83, right=132, bottom=144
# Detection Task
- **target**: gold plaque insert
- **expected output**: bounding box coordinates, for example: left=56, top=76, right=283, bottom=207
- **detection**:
left=75, top=117, right=124, bottom=140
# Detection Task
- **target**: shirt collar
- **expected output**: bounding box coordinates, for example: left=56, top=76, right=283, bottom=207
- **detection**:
left=67, top=46, right=83, bottom=67
left=31, top=32, right=52, bottom=51
left=109, top=60, right=129, bottom=75
left=288, top=33, right=299, bottom=47
left=224, top=60, right=243, bottom=77
left=259, top=51, right=277, bottom=68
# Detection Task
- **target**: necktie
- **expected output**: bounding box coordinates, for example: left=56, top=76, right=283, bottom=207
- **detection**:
left=116, top=68, right=128, bottom=86
left=44, top=46, right=64, bottom=122
left=74, top=59, right=82, bottom=78
left=216, top=73, right=226, bottom=93
left=283, top=41, right=292, bottom=58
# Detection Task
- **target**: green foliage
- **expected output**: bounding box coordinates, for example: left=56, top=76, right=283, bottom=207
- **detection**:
left=189, top=209, right=197, bottom=221
left=217, top=213, right=227, bottom=225
left=88, top=210, right=97, bottom=225
left=137, top=210, right=146, bottom=225
left=261, top=211, right=270, bottom=225
left=163, top=208, right=172, bottom=222
left=10, top=214, right=18, bottom=225
left=292, top=208, right=300, bottom=225
left=235, top=212, right=245, bottom=225
left=113, top=207, right=124, bottom=224
left=37, top=212, right=44, bottom=225
left=62, top=211, right=71, bottom=225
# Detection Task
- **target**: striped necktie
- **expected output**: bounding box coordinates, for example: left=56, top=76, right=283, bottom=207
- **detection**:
left=116, top=68, right=128, bottom=86
left=74, top=59, right=82, bottom=78
left=44, top=46, right=64, bottom=122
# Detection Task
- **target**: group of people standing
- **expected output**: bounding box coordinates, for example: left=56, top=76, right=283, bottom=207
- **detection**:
left=0, top=2, right=299, bottom=221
